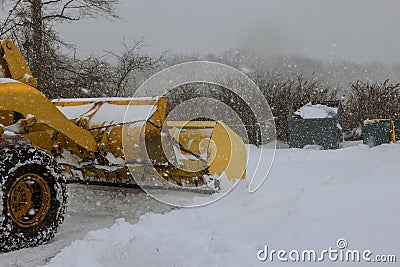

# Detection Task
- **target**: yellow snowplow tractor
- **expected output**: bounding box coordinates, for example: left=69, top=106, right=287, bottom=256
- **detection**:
left=0, top=38, right=247, bottom=251
left=51, top=97, right=247, bottom=189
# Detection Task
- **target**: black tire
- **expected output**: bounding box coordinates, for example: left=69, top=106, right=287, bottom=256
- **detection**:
left=0, top=146, right=67, bottom=253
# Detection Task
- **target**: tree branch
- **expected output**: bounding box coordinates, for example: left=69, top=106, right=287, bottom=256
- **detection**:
left=42, top=0, right=62, bottom=5
left=42, top=14, right=79, bottom=20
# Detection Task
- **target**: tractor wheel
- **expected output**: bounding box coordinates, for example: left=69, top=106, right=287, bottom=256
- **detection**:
left=0, top=146, right=67, bottom=252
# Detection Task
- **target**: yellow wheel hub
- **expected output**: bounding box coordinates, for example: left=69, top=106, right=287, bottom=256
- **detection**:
left=7, top=173, right=51, bottom=228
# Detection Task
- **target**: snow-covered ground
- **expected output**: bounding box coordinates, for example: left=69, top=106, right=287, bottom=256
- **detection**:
left=0, top=186, right=173, bottom=266
left=1, top=143, right=399, bottom=266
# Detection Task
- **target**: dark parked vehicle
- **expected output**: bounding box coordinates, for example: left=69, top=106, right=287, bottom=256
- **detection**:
left=287, top=101, right=343, bottom=149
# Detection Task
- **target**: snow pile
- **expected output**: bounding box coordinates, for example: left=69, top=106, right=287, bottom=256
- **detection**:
left=294, top=102, right=338, bottom=119
left=363, top=119, right=377, bottom=125
left=45, top=144, right=400, bottom=267
left=303, top=144, right=324, bottom=150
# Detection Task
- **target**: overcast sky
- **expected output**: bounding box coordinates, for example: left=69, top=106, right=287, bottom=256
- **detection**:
left=58, top=0, right=400, bottom=64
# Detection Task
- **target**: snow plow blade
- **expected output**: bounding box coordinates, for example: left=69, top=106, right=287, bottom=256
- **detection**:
left=167, top=121, right=247, bottom=181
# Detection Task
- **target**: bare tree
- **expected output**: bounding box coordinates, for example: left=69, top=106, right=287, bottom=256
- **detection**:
left=343, top=80, right=400, bottom=133
left=0, top=0, right=118, bottom=97
left=106, top=38, right=164, bottom=96
left=56, top=38, right=163, bottom=98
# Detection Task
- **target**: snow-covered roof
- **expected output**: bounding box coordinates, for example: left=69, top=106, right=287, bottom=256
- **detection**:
left=294, top=102, right=338, bottom=119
